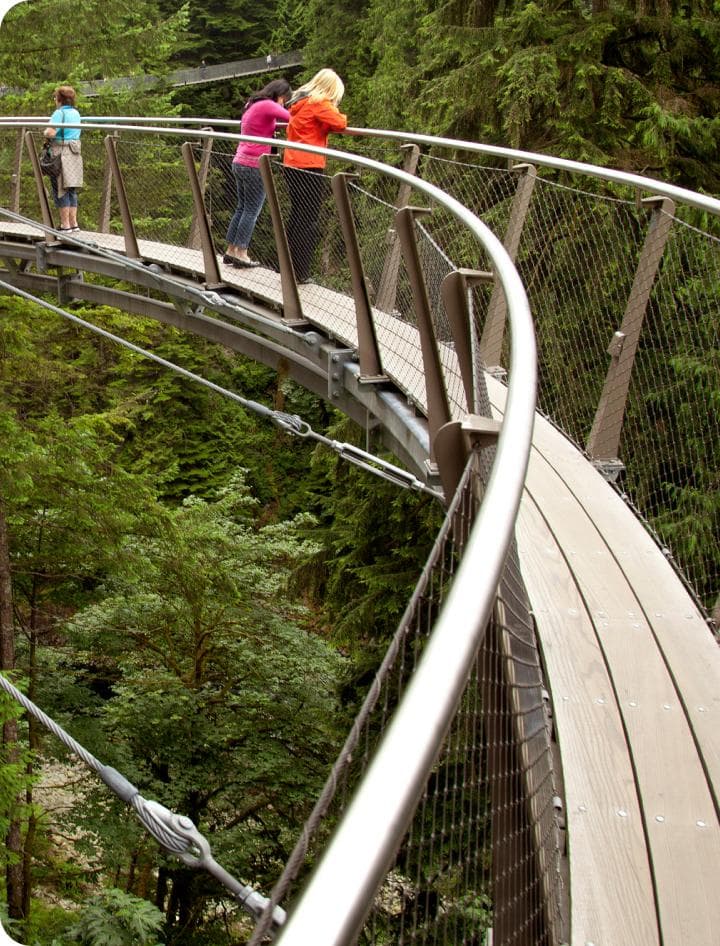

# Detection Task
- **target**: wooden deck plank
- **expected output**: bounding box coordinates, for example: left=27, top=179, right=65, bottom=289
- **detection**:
left=485, top=375, right=720, bottom=800
left=483, top=374, right=720, bottom=945
left=520, top=433, right=720, bottom=946
left=516, top=495, right=659, bottom=946
left=533, top=434, right=720, bottom=803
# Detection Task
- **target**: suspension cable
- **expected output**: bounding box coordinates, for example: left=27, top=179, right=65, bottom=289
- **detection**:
left=0, top=671, right=286, bottom=929
left=0, top=276, right=442, bottom=499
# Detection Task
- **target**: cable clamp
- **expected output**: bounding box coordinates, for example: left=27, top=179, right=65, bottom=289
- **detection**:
left=271, top=411, right=310, bottom=436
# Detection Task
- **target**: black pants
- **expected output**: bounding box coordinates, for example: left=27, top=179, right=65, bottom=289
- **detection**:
left=283, top=165, right=328, bottom=282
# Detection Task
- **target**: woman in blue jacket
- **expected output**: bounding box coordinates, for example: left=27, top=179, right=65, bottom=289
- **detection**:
left=44, top=85, right=83, bottom=231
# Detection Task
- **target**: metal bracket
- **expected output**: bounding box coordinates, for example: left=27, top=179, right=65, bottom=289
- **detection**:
left=57, top=272, right=84, bottom=304
left=607, top=330, right=625, bottom=357
left=461, top=414, right=501, bottom=449
left=591, top=457, right=626, bottom=482
left=35, top=242, right=54, bottom=273
left=324, top=346, right=356, bottom=401
left=172, top=299, right=201, bottom=319
left=486, top=365, right=507, bottom=382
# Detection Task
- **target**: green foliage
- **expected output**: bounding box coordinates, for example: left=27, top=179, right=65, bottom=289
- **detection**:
left=0, top=0, right=188, bottom=88
left=0, top=694, right=34, bottom=849
left=65, top=888, right=164, bottom=946
left=331, top=0, right=720, bottom=190
left=296, top=417, right=444, bottom=653
left=52, top=474, right=344, bottom=934
left=0, top=0, right=718, bottom=936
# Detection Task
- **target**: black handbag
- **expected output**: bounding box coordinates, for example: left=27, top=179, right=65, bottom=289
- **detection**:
left=40, top=108, right=66, bottom=178
left=40, top=140, right=62, bottom=178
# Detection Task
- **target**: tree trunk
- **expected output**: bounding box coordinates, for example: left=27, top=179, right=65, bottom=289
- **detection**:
left=0, top=497, right=25, bottom=919
left=22, top=607, right=41, bottom=919
left=156, top=865, right=169, bottom=912
left=0, top=497, right=14, bottom=672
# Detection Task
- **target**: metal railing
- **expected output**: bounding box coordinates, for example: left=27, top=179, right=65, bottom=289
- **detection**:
left=354, top=131, right=720, bottom=621
left=0, top=120, right=551, bottom=943
left=1, top=116, right=718, bottom=943
left=23, top=115, right=713, bottom=613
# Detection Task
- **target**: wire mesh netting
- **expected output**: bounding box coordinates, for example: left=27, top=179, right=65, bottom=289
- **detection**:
left=248, top=451, right=564, bottom=946
left=622, top=214, right=720, bottom=610
left=410, top=150, right=719, bottom=616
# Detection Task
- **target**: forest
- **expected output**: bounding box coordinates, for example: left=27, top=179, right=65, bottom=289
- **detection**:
left=0, top=0, right=718, bottom=942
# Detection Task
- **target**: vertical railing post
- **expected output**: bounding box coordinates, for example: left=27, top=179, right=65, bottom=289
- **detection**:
left=441, top=268, right=494, bottom=413
left=375, top=144, right=420, bottom=313
left=331, top=172, right=386, bottom=382
left=103, top=135, right=140, bottom=259
left=479, top=163, right=537, bottom=368
left=23, top=131, right=56, bottom=242
left=181, top=141, right=222, bottom=287
left=10, top=128, right=24, bottom=214
left=395, top=206, right=452, bottom=465
left=586, top=196, right=676, bottom=463
left=258, top=154, right=306, bottom=324
left=187, top=131, right=214, bottom=250
left=435, top=267, right=499, bottom=498
left=97, top=131, right=116, bottom=234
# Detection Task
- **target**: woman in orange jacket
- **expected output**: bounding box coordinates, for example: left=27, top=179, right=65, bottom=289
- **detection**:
left=282, top=69, right=347, bottom=283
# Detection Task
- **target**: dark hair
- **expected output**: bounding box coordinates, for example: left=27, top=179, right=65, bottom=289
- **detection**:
left=244, top=78, right=292, bottom=112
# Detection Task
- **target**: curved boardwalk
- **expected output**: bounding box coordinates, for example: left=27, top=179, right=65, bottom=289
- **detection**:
left=1, top=222, right=719, bottom=945
left=506, top=390, right=720, bottom=946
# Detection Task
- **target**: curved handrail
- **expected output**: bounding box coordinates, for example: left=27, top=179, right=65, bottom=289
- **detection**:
left=343, top=126, right=720, bottom=216
left=5, top=115, right=718, bottom=214
left=0, top=120, right=537, bottom=943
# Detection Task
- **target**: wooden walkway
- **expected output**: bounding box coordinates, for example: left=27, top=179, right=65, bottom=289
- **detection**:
left=1, top=222, right=719, bottom=945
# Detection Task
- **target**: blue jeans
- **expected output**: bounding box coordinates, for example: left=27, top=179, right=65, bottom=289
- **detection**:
left=50, top=177, right=78, bottom=208
left=226, top=163, right=266, bottom=248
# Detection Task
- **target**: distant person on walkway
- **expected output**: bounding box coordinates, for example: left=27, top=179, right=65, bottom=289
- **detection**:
left=44, top=85, right=83, bottom=232
left=224, top=78, right=292, bottom=268
left=282, top=68, right=347, bottom=283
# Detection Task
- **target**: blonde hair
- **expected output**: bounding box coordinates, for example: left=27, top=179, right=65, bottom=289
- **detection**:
left=295, top=68, right=344, bottom=106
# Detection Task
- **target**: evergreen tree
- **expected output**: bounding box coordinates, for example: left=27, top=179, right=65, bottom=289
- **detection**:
left=58, top=475, right=344, bottom=938
left=0, top=0, right=188, bottom=87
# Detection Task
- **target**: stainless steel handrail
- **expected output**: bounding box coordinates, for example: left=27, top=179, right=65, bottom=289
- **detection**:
left=0, top=119, right=537, bottom=945
left=6, top=116, right=718, bottom=215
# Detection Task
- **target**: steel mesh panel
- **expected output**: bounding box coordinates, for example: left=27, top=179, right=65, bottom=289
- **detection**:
left=391, top=148, right=718, bottom=613
left=617, top=214, right=720, bottom=611
left=113, top=134, right=194, bottom=249
left=250, top=454, right=564, bottom=946
left=418, top=154, right=519, bottom=248
left=5, top=129, right=112, bottom=232
left=515, top=180, right=644, bottom=445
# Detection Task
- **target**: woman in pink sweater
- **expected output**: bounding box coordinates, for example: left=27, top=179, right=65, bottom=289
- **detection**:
left=224, top=78, right=291, bottom=268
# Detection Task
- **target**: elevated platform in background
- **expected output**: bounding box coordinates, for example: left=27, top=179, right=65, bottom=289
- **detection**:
left=1, top=222, right=718, bottom=946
